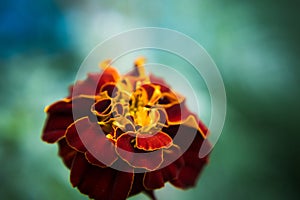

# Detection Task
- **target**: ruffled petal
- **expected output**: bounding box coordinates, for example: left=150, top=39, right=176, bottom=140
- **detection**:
left=116, top=132, right=163, bottom=171
left=136, top=132, right=172, bottom=151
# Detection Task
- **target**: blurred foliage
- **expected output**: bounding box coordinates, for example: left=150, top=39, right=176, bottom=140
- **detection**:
left=0, top=0, right=299, bottom=199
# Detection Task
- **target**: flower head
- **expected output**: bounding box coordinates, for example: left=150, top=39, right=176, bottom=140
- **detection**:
left=42, top=57, right=209, bottom=200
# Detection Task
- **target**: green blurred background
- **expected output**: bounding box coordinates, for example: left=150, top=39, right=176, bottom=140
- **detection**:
left=0, top=0, right=299, bottom=199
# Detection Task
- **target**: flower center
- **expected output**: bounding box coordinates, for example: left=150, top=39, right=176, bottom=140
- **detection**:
left=129, top=88, right=151, bottom=127
left=106, top=57, right=166, bottom=134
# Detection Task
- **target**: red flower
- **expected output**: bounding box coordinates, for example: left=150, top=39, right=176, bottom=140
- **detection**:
left=42, top=57, right=209, bottom=200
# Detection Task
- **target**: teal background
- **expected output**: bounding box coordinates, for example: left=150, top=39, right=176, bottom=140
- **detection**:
left=0, top=0, right=299, bottom=199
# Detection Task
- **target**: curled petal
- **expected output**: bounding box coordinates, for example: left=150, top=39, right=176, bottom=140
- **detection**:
left=112, top=103, right=124, bottom=116
left=100, top=82, right=119, bottom=98
left=116, top=132, right=163, bottom=171
left=136, top=132, right=173, bottom=151
left=91, top=98, right=112, bottom=117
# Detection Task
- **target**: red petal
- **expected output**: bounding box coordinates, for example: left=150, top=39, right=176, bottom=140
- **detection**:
left=71, top=75, right=100, bottom=97
left=116, top=132, right=163, bottom=171
left=149, top=74, right=171, bottom=93
left=79, top=169, right=112, bottom=200
left=141, top=84, right=155, bottom=100
left=84, top=134, right=118, bottom=168
left=180, top=103, right=208, bottom=136
left=70, top=69, right=119, bottom=97
left=165, top=103, right=182, bottom=122
left=128, top=174, right=157, bottom=200
left=70, top=153, right=133, bottom=200
left=96, top=67, right=120, bottom=85
left=72, top=97, right=96, bottom=120
left=42, top=100, right=72, bottom=143
left=42, top=97, right=96, bottom=143
left=136, top=132, right=172, bottom=151
left=45, top=99, right=72, bottom=113
left=42, top=128, right=68, bottom=143
left=144, top=170, right=164, bottom=190
left=66, top=117, right=118, bottom=167
left=58, top=139, right=77, bottom=169
left=170, top=133, right=209, bottom=188
left=110, top=170, right=134, bottom=200
left=65, top=118, right=90, bottom=152
left=65, top=117, right=100, bottom=152
left=143, top=145, right=184, bottom=190
left=70, top=153, right=89, bottom=187
left=161, top=146, right=185, bottom=181
left=85, top=151, right=107, bottom=168
left=42, top=114, right=73, bottom=143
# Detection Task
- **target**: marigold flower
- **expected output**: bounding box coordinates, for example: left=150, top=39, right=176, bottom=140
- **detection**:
left=42, top=57, right=209, bottom=200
